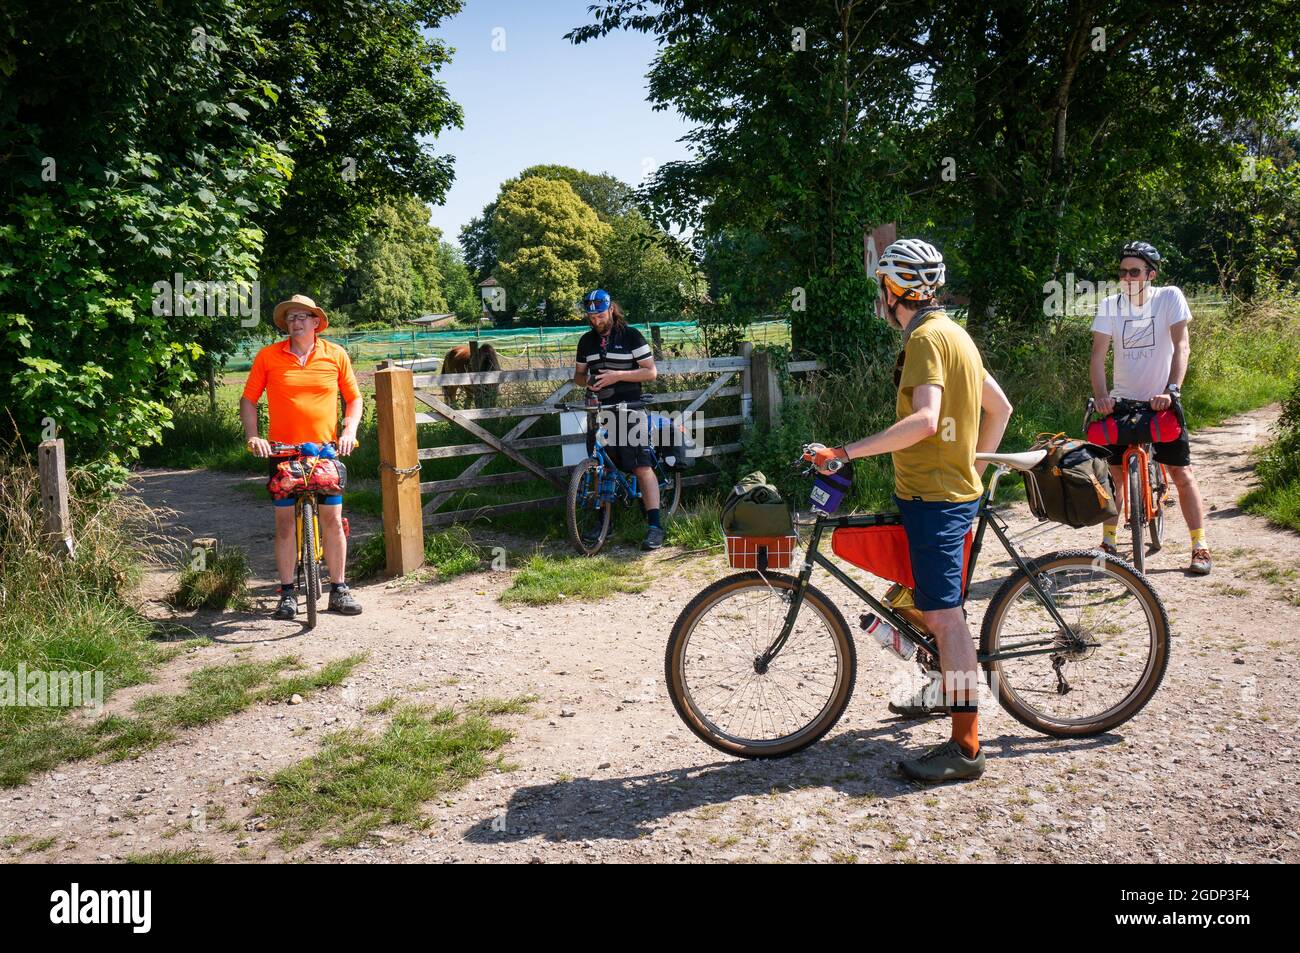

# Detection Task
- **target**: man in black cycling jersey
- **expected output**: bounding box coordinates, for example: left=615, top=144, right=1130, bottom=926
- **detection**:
left=573, top=289, right=663, bottom=550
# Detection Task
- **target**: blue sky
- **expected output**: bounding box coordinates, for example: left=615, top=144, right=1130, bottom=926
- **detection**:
left=423, top=1, right=694, bottom=247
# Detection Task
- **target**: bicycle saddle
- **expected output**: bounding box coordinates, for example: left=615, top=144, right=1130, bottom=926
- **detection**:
left=975, top=449, right=1048, bottom=471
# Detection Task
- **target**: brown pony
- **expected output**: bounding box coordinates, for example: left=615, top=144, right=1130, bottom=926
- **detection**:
left=440, top=342, right=501, bottom=407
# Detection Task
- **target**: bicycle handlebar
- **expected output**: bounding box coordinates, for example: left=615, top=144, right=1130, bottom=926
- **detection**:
left=267, top=440, right=339, bottom=455
left=797, top=443, right=846, bottom=475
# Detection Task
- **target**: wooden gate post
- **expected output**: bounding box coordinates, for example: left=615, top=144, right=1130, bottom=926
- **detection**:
left=650, top=324, right=664, bottom=360
left=750, top=349, right=783, bottom=432
left=738, top=341, right=754, bottom=424
left=375, top=366, right=424, bottom=576
left=38, top=438, right=74, bottom=559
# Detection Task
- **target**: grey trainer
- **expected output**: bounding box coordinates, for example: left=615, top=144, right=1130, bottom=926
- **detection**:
left=897, top=739, right=985, bottom=783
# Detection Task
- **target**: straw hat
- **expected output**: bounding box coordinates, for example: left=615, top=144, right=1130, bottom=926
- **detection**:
left=272, top=294, right=329, bottom=333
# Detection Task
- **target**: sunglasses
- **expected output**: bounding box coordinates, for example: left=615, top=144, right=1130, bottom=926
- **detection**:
left=1118, top=267, right=1151, bottom=278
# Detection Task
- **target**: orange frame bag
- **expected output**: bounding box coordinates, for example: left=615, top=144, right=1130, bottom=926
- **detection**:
left=830, top=518, right=974, bottom=591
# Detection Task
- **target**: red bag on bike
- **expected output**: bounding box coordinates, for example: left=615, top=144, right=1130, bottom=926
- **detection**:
left=1087, top=408, right=1182, bottom=446
left=267, top=458, right=308, bottom=501
left=305, top=457, right=346, bottom=493
left=831, top=523, right=972, bottom=590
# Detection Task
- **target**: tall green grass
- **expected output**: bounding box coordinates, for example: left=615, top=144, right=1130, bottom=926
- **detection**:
left=0, top=451, right=167, bottom=744
left=1241, top=375, right=1300, bottom=531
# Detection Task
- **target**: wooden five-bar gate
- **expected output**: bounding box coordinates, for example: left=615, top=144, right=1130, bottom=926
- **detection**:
left=373, top=342, right=819, bottom=575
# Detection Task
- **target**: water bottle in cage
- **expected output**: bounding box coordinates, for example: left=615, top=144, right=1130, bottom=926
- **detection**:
left=861, top=612, right=916, bottom=662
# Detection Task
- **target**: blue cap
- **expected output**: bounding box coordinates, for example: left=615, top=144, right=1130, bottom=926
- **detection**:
left=583, top=289, right=611, bottom=314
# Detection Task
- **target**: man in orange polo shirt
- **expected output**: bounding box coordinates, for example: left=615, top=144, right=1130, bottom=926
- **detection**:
left=240, top=294, right=364, bottom=620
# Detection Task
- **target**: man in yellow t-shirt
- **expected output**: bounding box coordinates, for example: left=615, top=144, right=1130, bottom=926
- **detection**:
left=813, top=239, right=1013, bottom=783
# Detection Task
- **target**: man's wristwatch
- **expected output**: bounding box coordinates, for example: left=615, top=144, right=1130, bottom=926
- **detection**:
left=1165, top=384, right=1181, bottom=399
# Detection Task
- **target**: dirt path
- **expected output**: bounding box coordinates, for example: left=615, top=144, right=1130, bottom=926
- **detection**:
left=4, top=406, right=1297, bottom=863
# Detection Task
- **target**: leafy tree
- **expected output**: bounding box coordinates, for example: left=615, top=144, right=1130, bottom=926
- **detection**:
left=348, top=196, right=446, bottom=325
left=434, top=240, right=479, bottom=319
left=570, top=2, right=921, bottom=361
left=571, top=1, right=1300, bottom=357
left=249, top=0, right=465, bottom=288
left=491, top=177, right=609, bottom=319
left=597, top=210, right=705, bottom=323
left=460, top=164, right=636, bottom=280
left=922, top=2, right=1300, bottom=332
left=0, top=0, right=289, bottom=474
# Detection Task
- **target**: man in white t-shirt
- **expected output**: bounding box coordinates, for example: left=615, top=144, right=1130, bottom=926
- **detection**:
left=1090, top=241, right=1210, bottom=575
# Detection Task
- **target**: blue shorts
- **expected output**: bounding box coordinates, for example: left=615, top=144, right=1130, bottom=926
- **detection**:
left=894, top=495, right=980, bottom=611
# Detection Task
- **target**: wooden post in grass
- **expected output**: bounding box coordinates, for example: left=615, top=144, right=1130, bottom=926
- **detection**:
left=375, top=366, right=424, bottom=576
left=468, top=339, right=482, bottom=408
left=651, top=324, right=664, bottom=360
left=191, top=537, right=218, bottom=571
left=751, top=348, right=783, bottom=432
left=38, top=438, right=74, bottom=559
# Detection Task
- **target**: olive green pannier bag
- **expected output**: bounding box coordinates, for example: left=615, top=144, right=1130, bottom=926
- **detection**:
left=721, top=471, right=795, bottom=536
left=1023, top=433, right=1119, bottom=529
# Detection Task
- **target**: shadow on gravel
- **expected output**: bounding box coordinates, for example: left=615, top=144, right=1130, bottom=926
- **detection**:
left=467, top=728, right=1122, bottom=844
left=170, top=613, right=308, bottom=644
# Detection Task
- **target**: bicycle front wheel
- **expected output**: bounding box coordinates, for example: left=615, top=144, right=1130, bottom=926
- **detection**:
left=301, top=499, right=319, bottom=630
left=981, top=550, right=1169, bottom=737
left=566, top=458, right=611, bottom=555
left=666, top=572, right=856, bottom=759
left=1128, top=455, right=1145, bottom=572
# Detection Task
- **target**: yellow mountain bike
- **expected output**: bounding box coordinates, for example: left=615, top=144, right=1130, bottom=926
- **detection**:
left=269, top=441, right=334, bottom=629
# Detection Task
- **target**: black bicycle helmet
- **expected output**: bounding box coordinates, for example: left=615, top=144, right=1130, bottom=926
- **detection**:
left=1120, top=241, right=1162, bottom=269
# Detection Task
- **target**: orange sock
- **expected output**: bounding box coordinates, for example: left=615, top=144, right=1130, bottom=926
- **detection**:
left=952, top=711, right=979, bottom=758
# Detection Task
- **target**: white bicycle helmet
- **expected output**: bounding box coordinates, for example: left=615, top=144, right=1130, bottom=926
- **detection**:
left=876, top=238, right=946, bottom=301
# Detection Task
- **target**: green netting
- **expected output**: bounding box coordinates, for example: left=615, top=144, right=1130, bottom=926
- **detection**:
left=224, top=319, right=791, bottom=372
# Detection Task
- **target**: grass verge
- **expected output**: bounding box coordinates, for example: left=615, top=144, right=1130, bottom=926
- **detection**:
left=171, top=544, right=252, bottom=610
left=499, top=552, right=649, bottom=606
left=1, top=450, right=185, bottom=761
left=0, top=654, right=365, bottom=788
left=258, top=696, right=533, bottom=849
left=1241, top=375, right=1300, bottom=532
left=124, top=847, right=217, bottom=864
left=351, top=523, right=486, bottom=581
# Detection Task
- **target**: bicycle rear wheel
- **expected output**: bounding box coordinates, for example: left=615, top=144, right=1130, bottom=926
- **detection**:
left=301, top=499, right=319, bottom=629
left=657, top=464, right=682, bottom=518
left=666, top=572, right=856, bottom=759
left=1128, top=455, right=1145, bottom=572
left=980, top=550, right=1169, bottom=737
left=1147, top=459, right=1166, bottom=553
